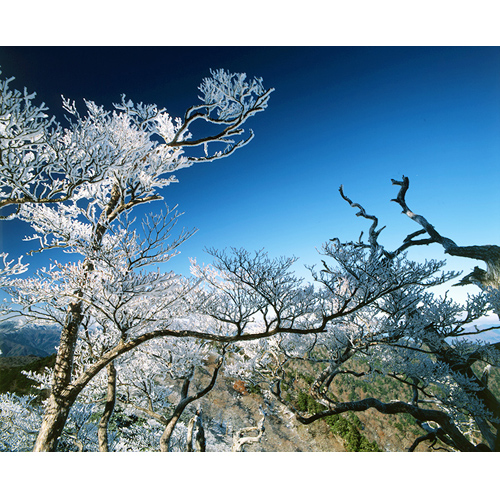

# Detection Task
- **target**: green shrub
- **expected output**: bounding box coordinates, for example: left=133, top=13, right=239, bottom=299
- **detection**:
left=295, top=391, right=380, bottom=452
left=246, top=382, right=262, bottom=395
left=298, top=372, right=315, bottom=385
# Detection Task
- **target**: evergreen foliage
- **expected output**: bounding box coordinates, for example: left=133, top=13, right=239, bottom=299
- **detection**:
left=295, top=391, right=381, bottom=452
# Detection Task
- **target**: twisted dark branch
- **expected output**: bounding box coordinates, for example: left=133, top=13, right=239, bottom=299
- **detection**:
left=295, top=397, right=478, bottom=452
left=408, top=431, right=439, bottom=452
left=339, top=185, right=386, bottom=251
left=391, top=176, right=500, bottom=288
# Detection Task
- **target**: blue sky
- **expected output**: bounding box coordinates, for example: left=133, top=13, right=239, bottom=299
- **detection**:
left=1, top=47, right=499, bottom=303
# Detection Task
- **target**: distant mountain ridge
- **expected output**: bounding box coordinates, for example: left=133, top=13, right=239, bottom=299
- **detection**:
left=0, top=322, right=59, bottom=357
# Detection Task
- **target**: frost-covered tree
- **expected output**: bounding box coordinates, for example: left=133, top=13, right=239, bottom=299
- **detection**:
left=0, top=68, right=274, bottom=451
left=1, top=70, right=104, bottom=217
left=0, top=393, right=43, bottom=451
left=238, top=178, right=500, bottom=452
left=3, top=62, right=498, bottom=454
left=113, top=337, right=225, bottom=452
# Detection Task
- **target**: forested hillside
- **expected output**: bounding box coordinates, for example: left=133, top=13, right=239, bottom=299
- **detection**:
left=0, top=354, right=55, bottom=394
left=0, top=323, right=59, bottom=357
left=1, top=347, right=477, bottom=452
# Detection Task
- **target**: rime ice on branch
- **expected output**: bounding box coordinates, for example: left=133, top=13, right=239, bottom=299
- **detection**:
left=0, top=68, right=274, bottom=451
left=235, top=178, right=500, bottom=452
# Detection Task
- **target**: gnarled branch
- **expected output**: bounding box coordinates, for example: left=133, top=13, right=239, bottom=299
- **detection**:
left=295, top=397, right=479, bottom=452
left=391, top=176, right=500, bottom=289
left=231, top=407, right=266, bottom=452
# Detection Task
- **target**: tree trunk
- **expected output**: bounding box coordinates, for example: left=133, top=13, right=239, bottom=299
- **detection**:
left=159, top=358, right=223, bottom=452
left=159, top=416, right=180, bottom=452
left=98, top=362, right=117, bottom=452
left=187, top=411, right=205, bottom=452
left=32, top=392, right=78, bottom=452
left=159, top=378, right=191, bottom=452
left=33, top=184, right=122, bottom=452
left=159, top=405, right=189, bottom=452
left=33, top=303, right=83, bottom=452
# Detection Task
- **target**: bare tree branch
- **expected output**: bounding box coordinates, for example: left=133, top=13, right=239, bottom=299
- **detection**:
left=391, top=176, right=500, bottom=288
left=295, top=397, right=478, bottom=452
left=231, top=407, right=266, bottom=452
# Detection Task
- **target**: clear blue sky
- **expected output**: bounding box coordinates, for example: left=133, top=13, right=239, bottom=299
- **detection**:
left=1, top=47, right=499, bottom=303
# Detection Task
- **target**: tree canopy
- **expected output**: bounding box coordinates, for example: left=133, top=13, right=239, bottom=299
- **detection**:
left=1, top=67, right=499, bottom=453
